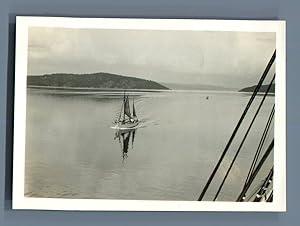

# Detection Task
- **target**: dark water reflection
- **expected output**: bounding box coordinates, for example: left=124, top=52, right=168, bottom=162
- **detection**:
left=114, top=129, right=137, bottom=160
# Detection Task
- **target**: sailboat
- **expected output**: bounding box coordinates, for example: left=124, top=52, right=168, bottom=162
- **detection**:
left=114, top=92, right=139, bottom=129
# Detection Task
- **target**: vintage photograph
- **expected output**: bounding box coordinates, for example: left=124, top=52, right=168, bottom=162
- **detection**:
left=13, top=17, right=286, bottom=211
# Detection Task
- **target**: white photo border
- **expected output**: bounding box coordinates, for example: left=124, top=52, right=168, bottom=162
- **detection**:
left=12, top=16, right=286, bottom=211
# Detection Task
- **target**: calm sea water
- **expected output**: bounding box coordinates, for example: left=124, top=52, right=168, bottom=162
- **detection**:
left=25, top=89, right=274, bottom=201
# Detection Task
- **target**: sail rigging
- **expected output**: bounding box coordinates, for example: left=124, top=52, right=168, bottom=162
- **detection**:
left=124, top=96, right=131, bottom=119
left=118, top=100, right=124, bottom=121
left=197, top=50, right=276, bottom=202
left=114, top=91, right=139, bottom=129
left=132, top=99, right=137, bottom=117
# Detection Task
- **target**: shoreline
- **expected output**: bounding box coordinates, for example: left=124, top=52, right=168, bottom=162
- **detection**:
left=27, top=85, right=241, bottom=94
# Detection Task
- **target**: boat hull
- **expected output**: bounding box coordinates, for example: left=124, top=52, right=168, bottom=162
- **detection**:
left=115, top=121, right=139, bottom=129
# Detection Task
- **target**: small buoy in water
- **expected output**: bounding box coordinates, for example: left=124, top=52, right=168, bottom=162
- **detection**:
left=206, top=96, right=209, bottom=100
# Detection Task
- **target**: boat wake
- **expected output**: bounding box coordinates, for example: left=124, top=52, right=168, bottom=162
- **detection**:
left=111, top=119, right=157, bottom=130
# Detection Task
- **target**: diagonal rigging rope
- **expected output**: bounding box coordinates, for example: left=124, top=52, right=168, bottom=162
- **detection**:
left=198, top=50, right=276, bottom=201
left=236, top=105, right=275, bottom=202
left=213, top=74, right=275, bottom=201
left=236, top=140, right=274, bottom=201
left=253, top=167, right=273, bottom=202
left=244, top=104, right=275, bottom=189
left=245, top=181, right=265, bottom=201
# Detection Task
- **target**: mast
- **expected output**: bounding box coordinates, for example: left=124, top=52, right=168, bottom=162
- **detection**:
left=123, top=91, right=125, bottom=121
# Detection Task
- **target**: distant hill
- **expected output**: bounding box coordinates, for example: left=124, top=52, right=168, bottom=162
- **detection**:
left=161, top=82, right=235, bottom=91
left=239, top=84, right=275, bottom=93
left=27, top=72, right=169, bottom=90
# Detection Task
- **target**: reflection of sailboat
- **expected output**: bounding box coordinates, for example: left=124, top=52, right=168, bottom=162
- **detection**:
left=114, top=92, right=139, bottom=129
left=114, top=129, right=136, bottom=159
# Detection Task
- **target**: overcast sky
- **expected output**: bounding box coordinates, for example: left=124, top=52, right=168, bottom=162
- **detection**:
left=27, top=27, right=275, bottom=88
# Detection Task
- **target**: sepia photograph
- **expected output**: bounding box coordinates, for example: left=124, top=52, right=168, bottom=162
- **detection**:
left=13, top=17, right=286, bottom=211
